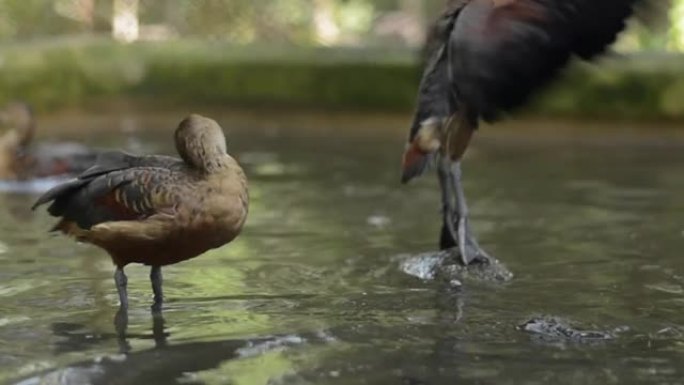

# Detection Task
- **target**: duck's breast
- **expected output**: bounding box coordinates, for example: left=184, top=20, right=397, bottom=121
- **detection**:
left=175, top=175, right=248, bottom=246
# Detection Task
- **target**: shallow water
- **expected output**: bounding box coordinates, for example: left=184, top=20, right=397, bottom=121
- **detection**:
left=2, top=111, right=684, bottom=384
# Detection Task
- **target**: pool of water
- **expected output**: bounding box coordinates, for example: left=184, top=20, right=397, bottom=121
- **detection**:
left=1, top=110, right=684, bottom=384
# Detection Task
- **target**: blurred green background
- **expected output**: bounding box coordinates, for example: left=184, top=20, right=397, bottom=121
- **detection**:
left=0, top=0, right=683, bottom=119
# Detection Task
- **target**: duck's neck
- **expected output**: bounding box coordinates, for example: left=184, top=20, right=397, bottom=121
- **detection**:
left=0, top=131, right=21, bottom=179
left=0, top=130, right=21, bottom=150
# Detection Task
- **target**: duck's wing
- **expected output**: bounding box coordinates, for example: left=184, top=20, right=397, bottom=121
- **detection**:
left=77, top=150, right=180, bottom=179
left=32, top=150, right=192, bottom=231
left=402, top=1, right=471, bottom=180
left=449, top=0, right=640, bottom=122
left=403, top=0, right=641, bottom=183
left=411, top=0, right=640, bottom=136
left=409, top=1, right=470, bottom=143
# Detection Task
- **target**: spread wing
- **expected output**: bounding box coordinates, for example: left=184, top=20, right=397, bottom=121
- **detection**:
left=451, top=0, right=639, bottom=122
left=410, top=0, right=641, bottom=139
left=32, top=150, right=193, bottom=231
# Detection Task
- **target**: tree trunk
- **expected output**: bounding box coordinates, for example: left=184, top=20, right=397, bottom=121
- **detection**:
left=112, top=0, right=139, bottom=43
left=313, top=0, right=339, bottom=44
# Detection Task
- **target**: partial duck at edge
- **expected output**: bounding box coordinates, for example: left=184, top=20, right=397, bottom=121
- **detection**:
left=0, top=102, right=99, bottom=180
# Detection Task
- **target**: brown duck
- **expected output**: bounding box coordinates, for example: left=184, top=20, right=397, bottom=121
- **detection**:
left=0, top=102, right=99, bottom=180
left=33, top=114, right=249, bottom=309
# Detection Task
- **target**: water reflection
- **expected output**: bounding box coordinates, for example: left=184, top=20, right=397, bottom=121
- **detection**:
left=17, top=307, right=334, bottom=385
left=2, top=113, right=684, bottom=384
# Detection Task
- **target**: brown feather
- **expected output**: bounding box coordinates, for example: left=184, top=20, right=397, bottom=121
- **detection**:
left=33, top=114, right=249, bottom=271
left=95, top=192, right=141, bottom=221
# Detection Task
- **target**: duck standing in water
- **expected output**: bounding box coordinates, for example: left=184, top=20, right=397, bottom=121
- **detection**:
left=401, top=0, right=643, bottom=265
left=33, top=115, right=249, bottom=310
left=0, top=102, right=100, bottom=180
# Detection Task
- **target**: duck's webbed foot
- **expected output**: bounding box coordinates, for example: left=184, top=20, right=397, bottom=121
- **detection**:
left=438, top=160, right=493, bottom=266
left=150, top=266, right=163, bottom=311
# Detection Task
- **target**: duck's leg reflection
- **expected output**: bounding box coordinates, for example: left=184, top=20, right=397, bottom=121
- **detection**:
left=151, top=307, right=168, bottom=349
left=114, top=307, right=131, bottom=354
left=114, top=306, right=169, bottom=354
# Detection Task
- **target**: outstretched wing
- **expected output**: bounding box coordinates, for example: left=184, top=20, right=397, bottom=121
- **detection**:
left=450, top=0, right=639, bottom=122
left=403, top=0, right=640, bottom=183
left=33, top=150, right=191, bottom=231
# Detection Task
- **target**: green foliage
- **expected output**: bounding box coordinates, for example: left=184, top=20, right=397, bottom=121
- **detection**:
left=0, top=39, right=683, bottom=120
left=0, top=0, right=682, bottom=50
left=0, top=0, right=82, bottom=40
left=531, top=55, right=684, bottom=120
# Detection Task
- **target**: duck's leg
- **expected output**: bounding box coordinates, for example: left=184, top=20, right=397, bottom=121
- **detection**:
left=440, top=110, right=492, bottom=265
left=151, top=307, right=168, bottom=348
left=448, top=161, right=492, bottom=265
left=438, top=155, right=458, bottom=251
left=114, top=268, right=128, bottom=309
left=150, top=266, right=163, bottom=310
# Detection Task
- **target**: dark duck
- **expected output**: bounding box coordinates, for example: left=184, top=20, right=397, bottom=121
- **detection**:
left=401, top=0, right=645, bottom=265
left=33, top=114, right=249, bottom=310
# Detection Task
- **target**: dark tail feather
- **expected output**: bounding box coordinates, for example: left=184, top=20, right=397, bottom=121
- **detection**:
left=401, top=145, right=435, bottom=184
left=32, top=178, right=88, bottom=212
left=33, top=150, right=138, bottom=212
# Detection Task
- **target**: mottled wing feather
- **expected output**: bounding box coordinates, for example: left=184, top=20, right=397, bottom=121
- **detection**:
left=33, top=150, right=191, bottom=231
left=79, top=150, right=179, bottom=179
left=62, top=167, right=191, bottom=230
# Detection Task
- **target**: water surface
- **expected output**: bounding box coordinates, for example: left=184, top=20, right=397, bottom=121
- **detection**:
left=1, top=111, right=684, bottom=384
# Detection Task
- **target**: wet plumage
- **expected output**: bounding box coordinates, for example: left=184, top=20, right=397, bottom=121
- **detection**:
left=33, top=114, right=249, bottom=309
left=401, top=0, right=644, bottom=264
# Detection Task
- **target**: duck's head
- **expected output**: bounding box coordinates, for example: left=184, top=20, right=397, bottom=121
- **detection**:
left=0, top=102, right=35, bottom=147
left=175, top=114, right=228, bottom=171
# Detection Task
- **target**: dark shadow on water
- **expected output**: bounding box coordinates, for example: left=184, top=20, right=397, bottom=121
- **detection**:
left=15, top=307, right=333, bottom=385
